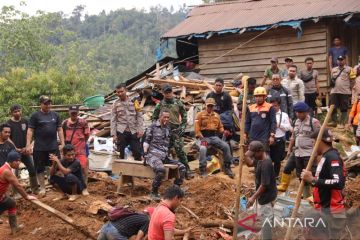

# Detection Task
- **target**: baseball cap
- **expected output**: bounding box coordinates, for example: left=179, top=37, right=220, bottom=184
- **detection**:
left=69, top=105, right=79, bottom=113
left=270, top=57, right=278, bottom=62
left=337, top=55, right=345, bottom=60
left=205, top=98, right=216, bottom=106
left=7, top=150, right=21, bottom=163
left=39, top=95, right=52, bottom=104
left=310, top=128, right=333, bottom=143
left=285, top=57, right=293, bottom=62
left=10, top=104, right=21, bottom=112
left=293, top=102, right=310, bottom=112
left=162, top=84, right=172, bottom=93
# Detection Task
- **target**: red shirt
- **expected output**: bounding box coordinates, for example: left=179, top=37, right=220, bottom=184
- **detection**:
left=62, top=118, right=90, bottom=156
left=148, top=201, right=176, bottom=240
left=0, top=163, right=11, bottom=200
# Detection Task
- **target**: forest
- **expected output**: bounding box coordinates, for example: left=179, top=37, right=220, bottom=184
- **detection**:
left=0, top=4, right=187, bottom=120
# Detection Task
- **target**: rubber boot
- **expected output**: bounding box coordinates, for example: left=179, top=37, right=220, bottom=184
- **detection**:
left=9, top=214, right=21, bottom=235
left=149, top=187, right=161, bottom=201
left=277, top=173, right=291, bottom=192
left=184, top=164, right=194, bottom=180
left=37, top=173, right=46, bottom=197
left=29, top=176, right=39, bottom=195
left=224, top=163, right=234, bottom=179
left=199, top=167, right=208, bottom=177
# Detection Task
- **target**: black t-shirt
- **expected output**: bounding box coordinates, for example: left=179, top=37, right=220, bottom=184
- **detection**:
left=60, top=159, right=84, bottom=183
left=7, top=118, right=28, bottom=148
left=111, top=214, right=149, bottom=237
left=29, top=111, right=61, bottom=151
left=0, top=141, right=15, bottom=167
left=255, top=157, right=277, bottom=205
left=206, top=91, right=233, bottom=114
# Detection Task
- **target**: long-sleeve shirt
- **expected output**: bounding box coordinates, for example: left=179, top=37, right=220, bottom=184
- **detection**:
left=152, top=98, right=187, bottom=128
left=281, top=77, right=305, bottom=104
left=110, top=98, right=144, bottom=136
left=275, top=111, right=292, bottom=138
left=144, top=121, right=170, bottom=160
left=267, top=86, right=294, bottom=119
left=313, top=148, right=345, bottom=214
left=206, top=91, right=233, bottom=114
left=349, top=101, right=360, bottom=126
left=195, top=110, right=224, bottom=138
left=245, top=102, right=276, bottom=143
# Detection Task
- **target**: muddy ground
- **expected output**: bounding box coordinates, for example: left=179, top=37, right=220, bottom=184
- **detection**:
left=1, top=144, right=360, bottom=239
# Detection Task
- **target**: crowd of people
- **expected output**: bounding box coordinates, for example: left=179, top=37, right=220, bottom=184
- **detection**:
left=0, top=35, right=359, bottom=239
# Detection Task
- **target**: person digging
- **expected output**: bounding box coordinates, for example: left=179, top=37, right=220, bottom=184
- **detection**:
left=49, top=144, right=87, bottom=202
left=0, top=151, right=37, bottom=234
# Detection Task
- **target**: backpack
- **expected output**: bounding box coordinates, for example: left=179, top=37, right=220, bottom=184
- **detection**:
left=108, top=205, right=136, bottom=221
left=220, top=110, right=235, bottom=132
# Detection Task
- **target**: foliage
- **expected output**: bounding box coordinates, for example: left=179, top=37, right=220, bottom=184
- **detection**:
left=0, top=3, right=187, bottom=121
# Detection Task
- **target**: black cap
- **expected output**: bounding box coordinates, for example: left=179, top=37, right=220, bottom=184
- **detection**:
left=10, top=104, right=21, bottom=112
left=39, top=95, right=52, bottom=104
left=7, top=150, right=21, bottom=163
left=162, top=84, right=172, bottom=93
left=337, top=55, right=345, bottom=60
left=69, top=105, right=79, bottom=113
left=311, top=128, right=333, bottom=143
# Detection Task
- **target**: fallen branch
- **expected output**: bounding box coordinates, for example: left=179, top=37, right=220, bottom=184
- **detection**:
left=31, top=199, right=96, bottom=240
left=180, top=205, right=200, bottom=220
left=199, top=219, right=233, bottom=229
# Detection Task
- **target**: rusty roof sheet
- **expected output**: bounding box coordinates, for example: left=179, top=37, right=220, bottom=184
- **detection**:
left=163, top=0, right=360, bottom=38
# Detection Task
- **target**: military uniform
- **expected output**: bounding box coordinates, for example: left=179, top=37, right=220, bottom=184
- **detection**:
left=152, top=97, right=191, bottom=177
left=144, top=121, right=186, bottom=194
left=110, top=97, right=143, bottom=160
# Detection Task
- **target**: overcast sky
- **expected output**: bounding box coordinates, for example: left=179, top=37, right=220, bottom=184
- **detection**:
left=1, top=0, right=203, bottom=15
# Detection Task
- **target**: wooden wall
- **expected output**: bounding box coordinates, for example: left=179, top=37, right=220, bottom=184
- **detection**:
left=197, top=23, right=329, bottom=92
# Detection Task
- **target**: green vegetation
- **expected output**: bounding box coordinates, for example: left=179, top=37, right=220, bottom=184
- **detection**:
left=0, top=4, right=186, bottom=120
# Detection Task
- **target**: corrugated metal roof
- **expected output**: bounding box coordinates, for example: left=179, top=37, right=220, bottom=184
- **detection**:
left=163, top=0, right=360, bottom=38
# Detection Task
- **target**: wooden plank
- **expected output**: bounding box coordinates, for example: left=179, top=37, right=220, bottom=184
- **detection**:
left=199, top=40, right=326, bottom=58
left=198, top=31, right=326, bottom=51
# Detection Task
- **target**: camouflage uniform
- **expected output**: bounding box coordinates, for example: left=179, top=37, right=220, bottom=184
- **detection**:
left=152, top=98, right=191, bottom=175
left=144, top=121, right=186, bottom=191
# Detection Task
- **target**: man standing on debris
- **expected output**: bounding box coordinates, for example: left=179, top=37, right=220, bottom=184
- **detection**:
left=301, top=128, right=346, bottom=239
left=244, top=141, right=277, bottom=240
left=144, top=109, right=186, bottom=200
left=0, top=124, right=16, bottom=167
left=267, top=74, right=294, bottom=120
left=300, top=57, right=320, bottom=116
left=261, top=57, right=282, bottom=86
left=195, top=98, right=235, bottom=178
left=281, top=65, right=305, bottom=104
left=26, top=96, right=64, bottom=197
left=49, top=144, right=86, bottom=201
left=148, top=185, right=191, bottom=240
left=0, top=151, right=37, bottom=234
left=152, top=84, right=193, bottom=179
left=111, top=83, right=143, bottom=161
left=329, top=55, right=353, bottom=128
left=62, top=105, right=90, bottom=195
left=245, top=87, right=277, bottom=152
left=7, top=104, right=38, bottom=194
left=288, top=102, right=320, bottom=198
left=206, top=77, right=233, bottom=114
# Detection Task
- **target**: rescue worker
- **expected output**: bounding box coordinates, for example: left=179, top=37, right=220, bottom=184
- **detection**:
left=206, top=77, right=233, bottom=114
left=152, top=84, right=193, bottom=179
left=281, top=102, right=320, bottom=197
left=0, top=151, right=37, bottom=234
left=281, top=65, right=305, bottom=104
left=195, top=98, right=234, bottom=178
left=245, top=87, right=277, bottom=152
left=111, top=83, right=144, bottom=161
left=267, top=74, right=294, bottom=120
left=301, top=128, right=346, bottom=239
left=238, top=77, right=257, bottom=106
left=143, top=109, right=186, bottom=201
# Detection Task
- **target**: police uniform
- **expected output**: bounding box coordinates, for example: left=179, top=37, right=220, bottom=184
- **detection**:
left=144, top=121, right=186, bottom=193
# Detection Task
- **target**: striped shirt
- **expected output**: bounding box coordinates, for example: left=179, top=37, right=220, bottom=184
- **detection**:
left=111, top=213, right=149, bottom=237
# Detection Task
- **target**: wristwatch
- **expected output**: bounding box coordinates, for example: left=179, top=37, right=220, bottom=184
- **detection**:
left=311, top=179, right=316, bottom=187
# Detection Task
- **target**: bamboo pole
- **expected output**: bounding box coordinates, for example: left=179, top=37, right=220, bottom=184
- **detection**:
left=284, top=105, right=335, bottom=240
left=232, top=78, right=248, bottom=239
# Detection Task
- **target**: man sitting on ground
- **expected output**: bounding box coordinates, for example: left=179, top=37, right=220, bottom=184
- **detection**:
left=0, top=151, right=37, bottom=234
left=49, top=144, right=87, bottom=201
left=97, top=206, right=154, bottom=240
left=148, top=185, right=191, bottom=240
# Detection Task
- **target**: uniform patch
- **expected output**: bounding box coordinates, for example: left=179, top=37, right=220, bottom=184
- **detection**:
left=261, top=113, right=266, bottom=118
left=331, top=160, right=339, bottom=167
